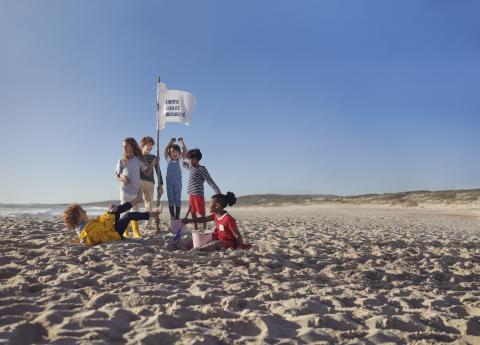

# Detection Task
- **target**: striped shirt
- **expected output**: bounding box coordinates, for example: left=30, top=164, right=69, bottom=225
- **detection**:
left=184, top=163, right=221, bottom=196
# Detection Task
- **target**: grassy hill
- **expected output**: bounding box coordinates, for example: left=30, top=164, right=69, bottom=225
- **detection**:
left=235, top=189, right=480, bottom=207
left=9, top=189, right=476, bottom=208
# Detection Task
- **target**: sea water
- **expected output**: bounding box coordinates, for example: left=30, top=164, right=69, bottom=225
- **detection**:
left=0, top=204, right=106, bottom=217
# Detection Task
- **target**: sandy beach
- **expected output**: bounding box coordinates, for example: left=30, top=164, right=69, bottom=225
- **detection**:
left=1, top=204, right=479, bottom=344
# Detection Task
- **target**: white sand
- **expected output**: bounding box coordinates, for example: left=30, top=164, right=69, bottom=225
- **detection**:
left=0, top=204, right=479, bottom=344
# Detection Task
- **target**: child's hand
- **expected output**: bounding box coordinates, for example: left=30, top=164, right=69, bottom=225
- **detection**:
left=108, top=204, right=118, bottom=213
left=120, top=176, right=129, bottom=184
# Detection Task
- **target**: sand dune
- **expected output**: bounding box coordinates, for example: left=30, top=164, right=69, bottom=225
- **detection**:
left=0, top=205, right=479, bottom=344
left=236, top=189, right=480, bottom=208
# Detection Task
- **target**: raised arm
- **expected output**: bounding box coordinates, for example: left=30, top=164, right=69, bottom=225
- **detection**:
left=200, top=167, right=221, bottom=194
left=178, top=138, right=187, bottom=160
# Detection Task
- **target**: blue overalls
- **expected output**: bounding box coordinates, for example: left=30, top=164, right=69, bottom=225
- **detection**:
left=166, top=159, right=182, bottom=208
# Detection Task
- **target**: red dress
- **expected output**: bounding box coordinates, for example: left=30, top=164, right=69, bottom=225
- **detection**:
left=212, top=212, right=238, bottom=249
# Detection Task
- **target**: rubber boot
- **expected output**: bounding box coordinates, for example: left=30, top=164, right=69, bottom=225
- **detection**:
left=132, top=220, right=142, bottom=238
left=123, top=223, right=131, bottom=238
left=169, top=206, right=175, bottom=219
left=175, top=206, right=181, bottom=220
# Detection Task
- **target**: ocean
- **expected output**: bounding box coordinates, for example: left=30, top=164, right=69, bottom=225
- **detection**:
left=0, top=204, right=108, bottom=217
left=0, top=200, right=187, bottom=218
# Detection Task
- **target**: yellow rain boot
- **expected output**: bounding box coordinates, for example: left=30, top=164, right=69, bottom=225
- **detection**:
left=132, top=220, right=142, bottom=238
left=123, top=223, right=131, bottom=238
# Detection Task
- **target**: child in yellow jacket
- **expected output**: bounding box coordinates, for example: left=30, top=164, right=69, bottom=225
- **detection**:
left=64, top=202, right=160, bottom=245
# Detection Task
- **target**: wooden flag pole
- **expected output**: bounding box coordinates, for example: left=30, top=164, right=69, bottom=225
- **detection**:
left=155, top=76, right=161, bottom=234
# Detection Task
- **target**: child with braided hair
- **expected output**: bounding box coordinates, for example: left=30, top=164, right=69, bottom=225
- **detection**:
left=183, top=192, right=250, bottom=251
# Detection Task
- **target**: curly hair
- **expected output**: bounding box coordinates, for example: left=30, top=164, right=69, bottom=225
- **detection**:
left=63, top=204, right=83, bottom=230
left=140, top=136, right=155, bottom=147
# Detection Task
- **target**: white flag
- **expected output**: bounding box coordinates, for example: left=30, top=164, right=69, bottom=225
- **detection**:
left=157, top=82, right=196, bottom=130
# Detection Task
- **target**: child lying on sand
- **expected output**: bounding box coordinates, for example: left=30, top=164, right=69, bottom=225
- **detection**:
left=63, top=202, right=160, bottom=245
left=182, top=192, right=250, bottom=251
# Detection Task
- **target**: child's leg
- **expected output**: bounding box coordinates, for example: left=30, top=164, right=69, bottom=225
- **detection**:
left=166, top=181, right=175, bottom=219
left=119, top=196, right=133, bottom=238
left=175, top=206, right=181, bottom=220
left=130, top=203, right=142, bottom=238
left=173, top=180, right=182, bottom=220
left=191, top=213, right=198, bottom=230
left=189, top=195, right=199, bottom=230
left=195, top=196, right=206, bottom=230
left=110, top=202, right=133, bottom=230
left=115, top=212, right=150, bottom=237
left=115, top=202, right=133, bottom=216
left=142, top=181, right=154, bottom=227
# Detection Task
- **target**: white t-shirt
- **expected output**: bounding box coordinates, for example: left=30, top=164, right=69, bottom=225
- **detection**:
left=115, top=156, right=148, bottom=198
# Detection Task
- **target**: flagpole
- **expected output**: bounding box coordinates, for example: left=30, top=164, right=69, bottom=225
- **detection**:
left=155, top=76, right=161, bottom=234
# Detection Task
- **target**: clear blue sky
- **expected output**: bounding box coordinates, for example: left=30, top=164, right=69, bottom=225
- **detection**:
left=1, top=0, right=479, bottom=204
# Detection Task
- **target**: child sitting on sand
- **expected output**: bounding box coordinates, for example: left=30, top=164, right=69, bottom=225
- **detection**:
left=63, top=202, right=160, bottom=246
left=182, top=192, right=249, bottom=251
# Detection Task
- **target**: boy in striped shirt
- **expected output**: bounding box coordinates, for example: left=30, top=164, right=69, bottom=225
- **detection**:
left=183, top=148, right=221, bottom=230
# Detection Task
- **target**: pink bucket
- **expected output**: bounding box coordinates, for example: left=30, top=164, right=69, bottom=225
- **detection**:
left=169, top=219, right=189, bottom=235
left=192, top=231, right=213, bottom=248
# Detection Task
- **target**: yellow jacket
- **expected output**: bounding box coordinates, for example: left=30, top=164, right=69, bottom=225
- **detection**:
left=78, top=212, right=121, bottom=246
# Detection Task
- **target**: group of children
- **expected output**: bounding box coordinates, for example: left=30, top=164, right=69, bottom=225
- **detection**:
left=64, top=136, right=246, bottom=251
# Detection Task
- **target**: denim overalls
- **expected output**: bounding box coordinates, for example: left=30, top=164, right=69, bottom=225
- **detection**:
left=166, top=159, right=182, bottom=208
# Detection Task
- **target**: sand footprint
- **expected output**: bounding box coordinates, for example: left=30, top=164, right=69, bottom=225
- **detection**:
left=7, top=322, right=48, bottom=345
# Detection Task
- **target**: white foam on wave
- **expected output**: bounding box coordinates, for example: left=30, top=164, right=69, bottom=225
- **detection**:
left=0, top=205, right=106, bottom=217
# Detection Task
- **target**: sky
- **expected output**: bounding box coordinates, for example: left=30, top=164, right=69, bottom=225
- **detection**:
left=0, top=0, right=479, bottom=204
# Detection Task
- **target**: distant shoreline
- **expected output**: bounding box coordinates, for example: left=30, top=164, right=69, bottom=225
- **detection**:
left=2, top=188, right=479, bottom=208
